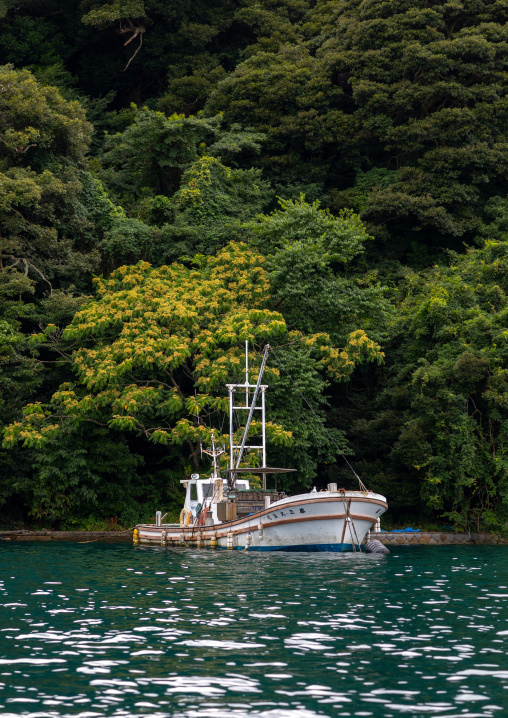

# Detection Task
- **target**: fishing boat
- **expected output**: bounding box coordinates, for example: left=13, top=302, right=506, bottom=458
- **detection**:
left=134, top=343, right=387, bottom=551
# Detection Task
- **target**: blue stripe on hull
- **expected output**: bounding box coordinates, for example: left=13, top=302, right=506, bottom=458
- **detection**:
left=231, top=543, right=359, bottom=553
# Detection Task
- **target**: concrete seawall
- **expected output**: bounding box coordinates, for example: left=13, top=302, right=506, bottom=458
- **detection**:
left=1, top=529, right=507, bottom=545
left=0, top=530, right=132, bottom=542
left=372, top=531, right=508, bottom=545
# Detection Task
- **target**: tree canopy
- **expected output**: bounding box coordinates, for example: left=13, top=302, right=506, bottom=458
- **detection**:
left=3, top=242, right=383, bottom=523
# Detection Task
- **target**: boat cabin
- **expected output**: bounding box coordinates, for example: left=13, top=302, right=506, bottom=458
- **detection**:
left=181, top=476, right=250, bottom=521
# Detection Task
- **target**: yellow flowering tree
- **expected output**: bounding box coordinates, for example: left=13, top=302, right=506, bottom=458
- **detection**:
left=4, top=242, right=383, bottom=477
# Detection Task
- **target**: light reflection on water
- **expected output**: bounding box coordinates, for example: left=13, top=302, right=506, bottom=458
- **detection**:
left=0, top=543, right=507, bottom=717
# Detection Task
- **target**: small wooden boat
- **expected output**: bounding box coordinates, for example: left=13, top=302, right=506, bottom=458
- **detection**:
left=135, top=344, right=387, bottom=551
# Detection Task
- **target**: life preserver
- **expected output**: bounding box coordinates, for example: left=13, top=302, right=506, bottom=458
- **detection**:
left=179, top=508, right=192, bottom=527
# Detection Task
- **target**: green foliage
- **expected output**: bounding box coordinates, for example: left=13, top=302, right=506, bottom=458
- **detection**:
left=0, top=66, right=99, bottom=429
left=81, top=1, right=146, bottom=27
left=98, top=110, right=269, bottom=263
left=174, top=157, right=269, bottom=225
left=101, top=108, right=214, bottom=199
left=101, top=107, right=264, bottom=203
left=0, top=65, right=100, bottom=302
left=13, top=425, right=142, bottom=524
left=160, top=156, right=272, bottom=259
left=247, top=196, right=390, bottom=343
left=4, top=0, right=508, bottom=531
left=249, top=195, right=369, bottom=264
left=352, top=240, right=508, bottom=533
left=0, top=15, right=71, bottom=68
left=317, top=0, right=508, bottom=256
left=206, top=0, right=508, bottom=258
left=267, top=344, right=352, bottom=489
left=0, top=64, right=91, bottom=169
left=160, top=55, right=227, bottom=117
left=206, top=44, right=353, bottom=193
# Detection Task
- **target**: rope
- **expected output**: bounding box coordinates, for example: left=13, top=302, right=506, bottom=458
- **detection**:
left=339, top=491, right=362, bottom=552
left=270, top=346, right=369, bottom=493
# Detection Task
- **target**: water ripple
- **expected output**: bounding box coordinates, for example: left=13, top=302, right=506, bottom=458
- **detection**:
left=0, top=544, right=507, bottom=717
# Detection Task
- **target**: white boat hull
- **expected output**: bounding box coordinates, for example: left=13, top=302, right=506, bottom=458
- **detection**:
left=135, top=490, right=387, bottom=552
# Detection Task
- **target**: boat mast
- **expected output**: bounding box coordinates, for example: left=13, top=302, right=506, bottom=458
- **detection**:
left=227, top=342, right=269, bottom=487
left=201, top=432, right=225, bottom=479
left=235, top=343, right=270, bottom=470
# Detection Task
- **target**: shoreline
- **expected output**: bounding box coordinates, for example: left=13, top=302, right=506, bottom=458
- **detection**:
left=0, top=530, right=133, bottom=542
left=0, top=529, right=507, bottom=545
left=372, top=531, right=508, bottom=546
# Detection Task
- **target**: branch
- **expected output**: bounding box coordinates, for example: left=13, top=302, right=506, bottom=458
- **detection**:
left=77, top=417, right=108, bottom=428
left=168, top=371, right=185, bottom=399
left=123, top=28, right=144, bottom=71
left=125, top=376, right=175, bottom=392
left=188, top=438, right=200, bottom=470
left=118, top=20, right=145, bottom=71
left=0, top=253, right=52, bottom=293
left=16, top=144, right=37, bottom=155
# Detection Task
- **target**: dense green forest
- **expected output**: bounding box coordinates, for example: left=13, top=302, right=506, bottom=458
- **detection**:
left=1, top=0, right=508, bottom=533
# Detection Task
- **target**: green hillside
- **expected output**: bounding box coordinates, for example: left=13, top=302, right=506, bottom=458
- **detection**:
left=1, top=0, right=508, bottom=534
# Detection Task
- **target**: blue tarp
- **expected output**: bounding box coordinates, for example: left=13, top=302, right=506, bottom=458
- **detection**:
left=391, top=527, right=420, bottom=533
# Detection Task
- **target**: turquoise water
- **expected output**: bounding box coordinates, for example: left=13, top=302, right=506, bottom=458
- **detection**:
left=0, top=543, right=507, bottom=717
